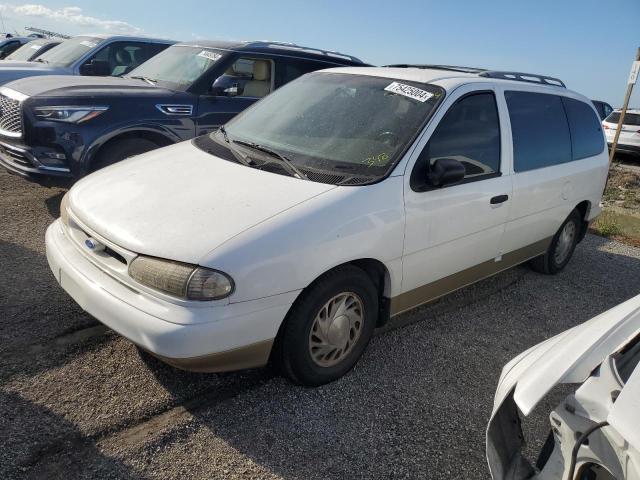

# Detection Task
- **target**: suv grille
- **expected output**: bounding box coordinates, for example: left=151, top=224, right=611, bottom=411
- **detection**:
left=0, top=94, right=22, bottom=137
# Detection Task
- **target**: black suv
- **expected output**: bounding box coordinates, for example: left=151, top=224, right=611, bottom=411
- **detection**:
left=0, top=40, right=366, bottom=180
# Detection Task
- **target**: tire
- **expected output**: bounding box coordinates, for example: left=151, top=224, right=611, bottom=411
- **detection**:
left=530, top=209, right=582, bottom=274
left=91, top=138, right=159, bottom=172
left=276, top=265, right=378, bottom=386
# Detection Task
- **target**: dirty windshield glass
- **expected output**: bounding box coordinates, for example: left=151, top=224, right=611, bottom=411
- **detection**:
left=37, top=36, right=103, bottom=67
left=5, top=40, right=45, bottom=61
left=127, top=45, right=223, bottom=89
left=217, top=72, right=443, bottom=183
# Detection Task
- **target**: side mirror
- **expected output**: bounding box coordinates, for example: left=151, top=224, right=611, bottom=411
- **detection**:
left=427, top=158, right=466, bottom=187
left=80, top=59, right=111, bottom=76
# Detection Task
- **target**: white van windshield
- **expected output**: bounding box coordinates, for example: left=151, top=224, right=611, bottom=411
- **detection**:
left=215, top=72, right=443, bottom=183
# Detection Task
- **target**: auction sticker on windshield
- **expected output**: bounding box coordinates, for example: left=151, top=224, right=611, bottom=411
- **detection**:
left=198, top=50, right=222, bottom=62
left=384, top=82, right=433, bottom=103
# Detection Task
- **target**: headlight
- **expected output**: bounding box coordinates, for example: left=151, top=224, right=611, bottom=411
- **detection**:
left=60, top=192, right=70, bottom=226
left=33, top=106, right=108, bottom=123
left=128, top=255, right=234, bottom=301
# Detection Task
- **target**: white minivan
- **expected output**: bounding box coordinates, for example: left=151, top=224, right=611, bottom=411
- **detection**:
left=46, top=66, right=609, bottom=385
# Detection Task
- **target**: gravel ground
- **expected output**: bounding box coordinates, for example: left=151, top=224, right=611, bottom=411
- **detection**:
left=1, top=168, right=639, bottom=479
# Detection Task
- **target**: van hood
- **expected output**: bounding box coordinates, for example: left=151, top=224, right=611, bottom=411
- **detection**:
left=68, top=140, right=336, bottom=264
left=0, top=62, right=69, bottom=86
left=6, top=74, right=171, bottom=98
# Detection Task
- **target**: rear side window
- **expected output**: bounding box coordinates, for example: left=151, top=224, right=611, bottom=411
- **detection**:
left=562, top=97, right=604, bottom=160
left=606, top=112, right=640, bottom=126
left=505, top=91, right=571, bottom=172
left=422, top=92, right=501, bottom=179
left=275, top=58, right=328, bottom=88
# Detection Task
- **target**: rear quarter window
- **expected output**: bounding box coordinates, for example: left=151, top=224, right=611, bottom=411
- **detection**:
left=562, top=97, right=605, bottom=160
left=505, top=91, right=572, bottom=172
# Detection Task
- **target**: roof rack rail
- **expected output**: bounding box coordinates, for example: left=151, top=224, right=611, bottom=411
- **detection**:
left=478, top=71, right=566, bottom=88
left=385, top=64, right=487, bottom=74
left=246, top=40, right=364, bottom=64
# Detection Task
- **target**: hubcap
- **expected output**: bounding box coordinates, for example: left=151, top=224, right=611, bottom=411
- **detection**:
left=554, top=220, right=576, bottom=265
left=309, top=292, right=364, bottom=368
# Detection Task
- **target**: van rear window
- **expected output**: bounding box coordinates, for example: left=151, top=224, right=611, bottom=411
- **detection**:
left=505, top=91, right=572, bottom=172
left=562, top=97, right=605, bottom=160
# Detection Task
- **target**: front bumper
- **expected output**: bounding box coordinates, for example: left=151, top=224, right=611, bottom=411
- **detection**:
left=45, top=219, right=298, bottom=372
left=0, top=139, right=72, bottom=178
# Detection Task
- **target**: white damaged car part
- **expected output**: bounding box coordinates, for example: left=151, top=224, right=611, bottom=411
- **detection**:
left=486, top=294, right=640, bottom=479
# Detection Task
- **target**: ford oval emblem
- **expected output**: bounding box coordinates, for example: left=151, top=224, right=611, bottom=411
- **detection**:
left=84, top=238, right=104, bottom=252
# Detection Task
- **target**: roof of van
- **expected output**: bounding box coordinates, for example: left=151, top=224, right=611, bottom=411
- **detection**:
left=324, top=66, right=577, bottom=93
left=174, top=40, right=366, bottom=65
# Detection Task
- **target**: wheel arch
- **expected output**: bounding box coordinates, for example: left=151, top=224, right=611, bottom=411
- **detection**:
left=269, top=258, right=393, bottom=370
left=274, top=258, right=393, bottom=345
left=574, top=200, right=592, bottom=243
left=85, top=126, right=179, bottom=172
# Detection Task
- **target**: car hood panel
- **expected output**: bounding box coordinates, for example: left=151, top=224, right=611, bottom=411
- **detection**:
left=0, top=64, right=69, bottom=85
left=492, top=294, right=640, bottom=417
left=68, top=141, right=336, bottom=264
left=6, top=74, right=167, bottom=97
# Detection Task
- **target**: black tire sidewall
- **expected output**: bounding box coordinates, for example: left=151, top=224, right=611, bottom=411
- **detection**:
left=92, top=138, right=158, bottom=171
left=281, top=267, right=378, bottom=386
left=547, top=210, right=581, bottom=273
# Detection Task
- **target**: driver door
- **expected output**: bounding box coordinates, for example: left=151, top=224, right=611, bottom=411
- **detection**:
left=396, top=86, right=512, bottom=314
left=195, top=56, right=274, bottom=136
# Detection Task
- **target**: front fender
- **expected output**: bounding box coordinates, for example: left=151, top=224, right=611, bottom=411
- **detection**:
left=84, top=122, right=190, bottom=170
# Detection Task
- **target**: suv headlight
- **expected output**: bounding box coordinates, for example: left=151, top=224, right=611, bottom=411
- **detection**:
left=33, top=106, right=108, bottom=123
left=128, top=255, right=234, bottom=301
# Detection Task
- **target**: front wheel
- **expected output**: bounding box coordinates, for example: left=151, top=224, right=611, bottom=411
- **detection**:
left=276, top=266, right=378, bottom=386
left=91, top=138, right=159, bottom=172
left=530, top=209, right=582, bottom=274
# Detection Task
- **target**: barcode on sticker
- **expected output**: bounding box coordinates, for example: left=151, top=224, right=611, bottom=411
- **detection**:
left=384, top=82, right=433, bottom=102
left=198, top=50, right=222, bottom=62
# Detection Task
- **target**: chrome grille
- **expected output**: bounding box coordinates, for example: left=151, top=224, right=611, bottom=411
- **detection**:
left=0, top=93, right=22, bottom=136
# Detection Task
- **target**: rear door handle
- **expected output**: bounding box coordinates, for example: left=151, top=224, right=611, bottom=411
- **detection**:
left=490, top=194, right=509, bottom=204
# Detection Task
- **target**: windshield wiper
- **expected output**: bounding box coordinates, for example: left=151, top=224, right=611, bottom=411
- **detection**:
left=233, top=140, right=308, bottom=180
left=129, top=75, right=156, bottom=85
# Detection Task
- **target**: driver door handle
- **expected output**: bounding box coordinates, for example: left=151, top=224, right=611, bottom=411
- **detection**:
left=490, top=194, right=509, bottom=205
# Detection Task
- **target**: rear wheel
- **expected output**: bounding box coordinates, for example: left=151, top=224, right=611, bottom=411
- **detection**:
left=91, top=138, right=159, bottom=172
left=276, top=266, right=377, bottom=386
left=530, top=209, right=582, bottom=274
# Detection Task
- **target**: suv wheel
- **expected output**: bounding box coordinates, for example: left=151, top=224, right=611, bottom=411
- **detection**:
left=530, top=209, right=582, bottom=274
left=276, top=265, right=377, bottom=386
left=92, top=138, right=159, bottom=172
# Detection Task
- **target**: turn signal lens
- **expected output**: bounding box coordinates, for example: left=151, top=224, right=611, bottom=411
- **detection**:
left=187, top=267, right=234, bottom=300
left=128, top=256, right=234, bottom=301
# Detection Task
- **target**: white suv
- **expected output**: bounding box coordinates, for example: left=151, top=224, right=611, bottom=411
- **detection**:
left=45, top=66, right=609, bottom=386
left=603, top=108, right=640, bottom=156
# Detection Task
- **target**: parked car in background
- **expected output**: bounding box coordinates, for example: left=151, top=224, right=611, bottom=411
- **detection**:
left=3, top=38, right=62, bottom=62
left=46, top=66, right=608, bottom=386
left=592, top=99, right=613, bottom=120
left=603, top=108, right=640, bottom=156
left=0, top=40, right=365, bottom=179
left=0, top=34, right=174, bottom=86
left=487, top=293, right=640, bottom=480
left=0, top=37, right=31, bottom=59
